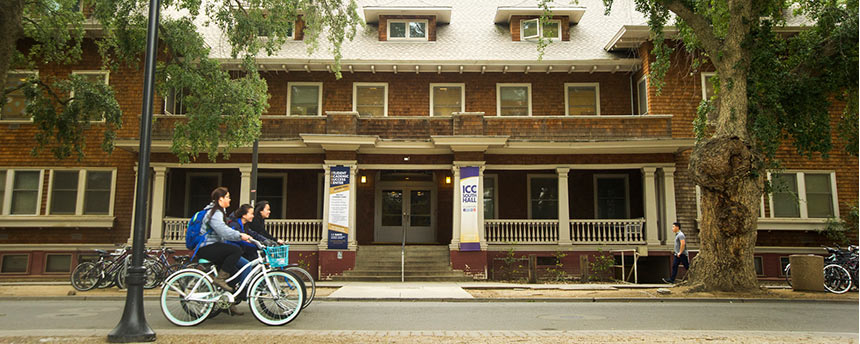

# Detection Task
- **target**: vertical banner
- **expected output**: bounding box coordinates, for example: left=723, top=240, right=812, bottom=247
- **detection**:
left=327, top=166, right=350, bottom=250
left=459, top=166, right=481, bottom=251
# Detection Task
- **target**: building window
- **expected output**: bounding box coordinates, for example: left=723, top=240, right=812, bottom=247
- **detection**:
left=430, top=83, right=465, bottom=116
left=45, top=254, right=72, bottom=273
left=769, top=172, right=838, bottom=219
left=258, top=174, right=287, bottom=219
left=1, top=71, right=36, bottom=121
left=779, top=257, right=790, bottom=276
left=0, top=170, right=5, bottom=212
left=164, top=87, right=188, bottom=115
left=259, top=21, right=295, bottom=39
left=528, top=175, right=558, bottom=219
left=594, top=175, right=629, bottom=219
left=565, top=83, right=600, bottom=116
left=287, top=82, right=322, bottom=116
left=637, top=76, right=648, bottom=115
left=1, top=254, right=28, bottom=273
left=701, top=72, right=717, bottom=99
left=754, top=256, right=764, bottom=276
left=10, top=170, right=42, bottom=215
left=483, top=175, right=497, bottom=220
left=71, top=71, right=110, bottom=121
left=185, top=173, right=222, bottom=217
left=521, top=19, right=561, bottom=40
left=47, top=169, right=116, bottom=216
left=388, top=19, right=427, bottom=40
left=353, top=83, right=388, bottom=116
left=497, top=83, right=531, bottom=116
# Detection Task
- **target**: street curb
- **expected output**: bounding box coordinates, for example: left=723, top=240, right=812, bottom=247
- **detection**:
left=1, top=296, right=856, bottom=304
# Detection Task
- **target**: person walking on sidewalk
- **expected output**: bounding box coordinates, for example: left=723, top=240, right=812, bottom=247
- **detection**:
left=663, top=222, right=688, bottom=284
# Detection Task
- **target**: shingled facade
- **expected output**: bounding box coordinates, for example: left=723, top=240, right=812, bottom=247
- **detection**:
left=1, top=0, right=856, bottom=283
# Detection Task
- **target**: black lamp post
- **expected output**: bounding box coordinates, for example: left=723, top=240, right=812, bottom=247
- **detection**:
left=107, top=0, right=160, bottom=341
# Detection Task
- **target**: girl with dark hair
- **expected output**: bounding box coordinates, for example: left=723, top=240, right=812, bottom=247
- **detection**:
left=228, top=204, right=271, bottom=261
left=248, top=201, right=285, bottom=245
left=195, top=187, right=250, bottom=294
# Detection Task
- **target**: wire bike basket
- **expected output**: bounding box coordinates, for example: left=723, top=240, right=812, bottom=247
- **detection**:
left=264, top=245, right=290, bottom=268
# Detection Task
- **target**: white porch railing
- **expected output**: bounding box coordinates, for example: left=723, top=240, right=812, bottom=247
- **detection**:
left=570, top=218, right=646, bottom=244
left=161, top=217, right=323, bottom=244
left=485, top=219, right=559, bottom=244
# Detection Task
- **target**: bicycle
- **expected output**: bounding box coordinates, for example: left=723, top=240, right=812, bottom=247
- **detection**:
left=281, top=265, right=316, bottom=309
left=160, top=239, right=305, bottom=326
left=784, top=245, right=859, bottom=293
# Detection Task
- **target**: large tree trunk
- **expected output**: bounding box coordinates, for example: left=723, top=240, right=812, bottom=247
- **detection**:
left=0, top=0, right=24, bottom=97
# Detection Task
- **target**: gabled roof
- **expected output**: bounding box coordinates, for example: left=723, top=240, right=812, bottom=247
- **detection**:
left=493, top=6, right=586, bottom=24
left=363, top=0, right=453, bottom=23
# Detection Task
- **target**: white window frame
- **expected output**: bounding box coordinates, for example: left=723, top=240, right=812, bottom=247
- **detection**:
left=44, top=253, right=73, bottom=274
left=163, top=87, right=188, bottom=115
left=2, top=169, right=44, bottom=216
left=564, top=82, right=601, bottom=116
left=387, top=19, right=429, bottom=41
left=1, top=70, right=38, bottom=123
left=701, top=72, right=716, bottom=99
left=637, top=76, right=648, bottom=115
left=526, top=174, right=558, bottom=219
left=46, top=168, right=117, bottom=216
left=496, top=83, right=532, bottom=116
left=520, top=18, right=562, bottom=41
left=257, top=173, right=288, bottom=218
left=258, top=21, right=296, bottom=40
left=352, top=82, right=388, bottom=116
left=767, top=171, right=839, bottom=219
left=287, top=82, right=323, bottom=116
left=185, top=172, right=223, bottom=217
left=429, top=83, right=465, bottom=117
left=70, top=70, right=110, bottom=123
left=317, top=173, right=324, bottom=219
left=483, top=174, right=499, bottom=220
left=593, top=174, right=630, bottom=219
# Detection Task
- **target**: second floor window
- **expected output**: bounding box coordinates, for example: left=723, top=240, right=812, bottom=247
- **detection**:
left=770, top=172, right=836, bottom=219
left=637, top=76, right=648, bottom=115
left=701, top=72, right=717, bottom=99
left=388, top=20, right=427, bottom=40
left=287, top=82, right=322, bottom=116
left=497, top=84, right=531, bottom=116
left=430, top=83, right=464, bottom=116
left=71, top=71, right=110, bottom=121
left=2, top=71, right=36, bottom=121
left=521, top=18, right=561, bottom=40
left=353, top=83, right=388, bottom=116
left=565, top=83, right=600, bottom=116
left=2, top=170, right=43, bottom=215
left=164, top=87, right=188, bottom=115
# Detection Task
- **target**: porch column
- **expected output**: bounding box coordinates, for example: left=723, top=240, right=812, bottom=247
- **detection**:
left=146, top=167, right=167, bottom=246
left=661, top=167, right=677, bottom=245
left=477, top=166, right=487, bottom=249
left=449, top=166, right=461, bottom=250
left=557, top=167, right=571, bottom=245
left=642, top=167, right=660, bottom=245
left=348, top=164, right=358, bottom=249
left=319, top=165, right=332, bottom=250
left=239, top=166, right=252, bottom=205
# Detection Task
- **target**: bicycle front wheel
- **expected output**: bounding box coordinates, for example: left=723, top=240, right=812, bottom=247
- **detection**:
left=784, top=264, right=791, bottom=287
left=71, top=262, right=100, bottom=291
left=284, top=266, right=316, bottom=309
left=160, top=270, right=215, bottom=326
left=823, top=264, right=852, bottom=294
left=249, top=271, right=304, bottom=326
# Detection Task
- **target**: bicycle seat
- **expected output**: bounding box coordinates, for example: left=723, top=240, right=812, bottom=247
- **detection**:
left=94, top=249, right=109, bottom=256
left=165, top=248, right=175, bottom=254
left=197, top=258, right=212, bottom=264
left=173, top=255, right=189, bottom=260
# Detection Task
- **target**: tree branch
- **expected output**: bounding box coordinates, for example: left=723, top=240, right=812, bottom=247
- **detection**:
left=658, top=0, right=722, bottom=58
left=33, top=79, right=68, bottom=106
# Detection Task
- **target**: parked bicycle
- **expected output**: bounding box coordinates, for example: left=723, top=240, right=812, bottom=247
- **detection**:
left=160, top=239, right=305, bottom=326
left=783, top=245, right=859, bottom=294
left=70, top=247, right=130, bottom=291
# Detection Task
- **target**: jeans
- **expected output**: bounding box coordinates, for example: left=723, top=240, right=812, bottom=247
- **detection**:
left=669, top=254, right=689, bottom=282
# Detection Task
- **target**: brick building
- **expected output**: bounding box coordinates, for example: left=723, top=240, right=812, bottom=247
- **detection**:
left=1, top=1, right=856, bottom=283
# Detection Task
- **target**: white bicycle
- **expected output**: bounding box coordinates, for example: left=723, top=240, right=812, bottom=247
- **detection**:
left=160, top=239, right=305, bottom=326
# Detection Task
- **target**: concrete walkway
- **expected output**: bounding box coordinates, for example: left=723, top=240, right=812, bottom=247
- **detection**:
left=328, top=282, right=474, bottom=299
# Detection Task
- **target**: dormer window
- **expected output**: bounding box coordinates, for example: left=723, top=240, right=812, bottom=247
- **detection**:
left=387, top=19, right=428, bottom=40
left=521, top=18, right=562, bottom=40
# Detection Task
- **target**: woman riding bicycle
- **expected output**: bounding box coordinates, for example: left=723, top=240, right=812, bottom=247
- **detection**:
left=228, top=204, right=273, bottom=261
left=196, top=187, right=250, bottom=293
left=248, top=201, right=285, bottom=245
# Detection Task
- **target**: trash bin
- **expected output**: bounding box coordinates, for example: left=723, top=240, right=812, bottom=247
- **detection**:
left=789, top=254, right=825, bottom=292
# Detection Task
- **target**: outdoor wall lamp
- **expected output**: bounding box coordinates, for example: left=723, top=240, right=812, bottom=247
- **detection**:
left=445, top=176, right=451, bottom=184
left=361, top=175, right=367, bottom=183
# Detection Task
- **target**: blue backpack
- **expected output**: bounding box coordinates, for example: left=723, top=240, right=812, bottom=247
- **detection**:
left=185, top=209, right=212, bottom=251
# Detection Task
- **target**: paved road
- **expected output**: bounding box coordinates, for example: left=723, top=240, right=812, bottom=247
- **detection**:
left=0, top=300, right=856, bottom=334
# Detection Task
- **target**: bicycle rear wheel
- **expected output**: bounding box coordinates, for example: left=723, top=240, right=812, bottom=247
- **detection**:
left=284, top=266, right=316, bottom=309
left=248, top=271, right=304, bottom=326
left=784, top=264, right=791, bottom=287
left=823, top=264, right=852, bottom=294
left=160, top=270, right=215, bottom=326
left=71, top=262, right=100, bottom=291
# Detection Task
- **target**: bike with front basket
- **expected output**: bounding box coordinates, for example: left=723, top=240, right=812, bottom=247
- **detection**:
left=160, top=238, right=305, bottom=326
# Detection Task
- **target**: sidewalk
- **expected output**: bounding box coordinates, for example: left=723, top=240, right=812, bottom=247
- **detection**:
left=0, top=281, right=857, bottom=303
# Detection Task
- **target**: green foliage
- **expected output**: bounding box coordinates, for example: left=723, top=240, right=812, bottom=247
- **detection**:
left=588, top=249, right=615, bottom=282
left=822, top=203, right=859, bottom=246
left=499, top=244, right=526, bottom=281
left=544, top=250, right=568, bottom=282
left=5, top=0, right=362, bottom=161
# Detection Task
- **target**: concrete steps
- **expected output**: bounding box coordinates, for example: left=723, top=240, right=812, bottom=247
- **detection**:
left=332, top=245, right=474, bottom=282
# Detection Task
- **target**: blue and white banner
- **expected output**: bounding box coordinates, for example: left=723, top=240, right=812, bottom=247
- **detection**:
left=327, top=166, right=350, bottom=250
left=459, top=166, right=480, bottom=251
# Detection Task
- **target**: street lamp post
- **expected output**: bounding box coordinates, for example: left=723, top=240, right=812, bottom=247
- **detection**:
left=107, top=0, right=160, bottom=341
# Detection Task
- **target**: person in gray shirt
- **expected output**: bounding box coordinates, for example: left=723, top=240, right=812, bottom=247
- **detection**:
left=663, top=222, right=689, bottom=284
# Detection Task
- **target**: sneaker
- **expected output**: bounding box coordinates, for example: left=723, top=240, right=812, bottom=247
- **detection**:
left=662, top=278, right=674, bottom=284
left=229, top=304, right=245, bottom=316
